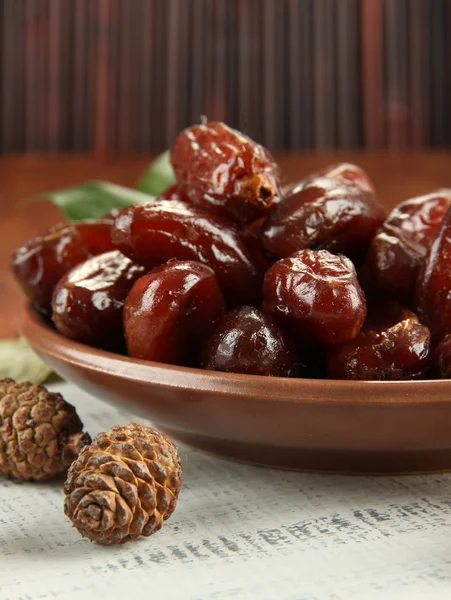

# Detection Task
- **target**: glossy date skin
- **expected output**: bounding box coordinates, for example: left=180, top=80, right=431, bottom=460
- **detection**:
left=327, top=304, right=431, bottom=380
left=158, top=183, right=190, bottom=203
left=301, top=162, right=376, bottom=193
left=124, top=261, right=225, bottom=365
left=52, top=250, right=145, bottom=346
left=262, top=249, right=367, bottom=344
left=11, top=224, right=90, bottom=316
left=202, top=306, right=299, bottom=376
left=170, top=121, right=280, bottom=223
left=75, top=218, right=116, bottom=255
left=433, top=334, right=451, bottom=379
left=414, top=206, right=451, bottom=340
left=365, top=190, right=451, bottom=305
left=112, top=200, right=267, bottom=306
left=261, top=176, right=385, bottom=261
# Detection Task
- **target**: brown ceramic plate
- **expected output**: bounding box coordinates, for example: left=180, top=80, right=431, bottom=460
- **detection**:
left=21, top=304, right=451, bottom=474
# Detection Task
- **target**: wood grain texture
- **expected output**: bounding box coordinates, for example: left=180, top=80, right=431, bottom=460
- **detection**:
left=0, top=0, right=450, bottom=152
left=1, top=152, right=451, bottom=338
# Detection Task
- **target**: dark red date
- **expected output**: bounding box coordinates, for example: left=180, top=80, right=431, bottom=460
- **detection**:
left=301, top=162, right=376, bottom=193
left=52, top=250, right=145, bottom=346
left=327, top=304, right=431, bottom=380
left=170, top=121, right=280, bottom=223
left=433, top=334, right=451, bottom=379
left=75, top=218, right=116, bottom=255
left=262, top=249, right=367, bottom=344
left=158, top=183, right=190, bottom=203
left=11, top=224, right=90, bottom=316
left=202, top=306, right=299, bottom=376
left=365, top=190, right=451, bottom=305
left=261, top=176, right=385, bottom=261
left=112, top=200, right=267, bottom=306
left=124, top=261, right=225, bottom=365
left=100, top=208, right=120, bottom=221
left=414, top=206, right=451, bottom=340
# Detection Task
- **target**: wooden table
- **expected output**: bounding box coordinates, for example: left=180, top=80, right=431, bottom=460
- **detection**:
left=1, top=152, right=451, bottom=338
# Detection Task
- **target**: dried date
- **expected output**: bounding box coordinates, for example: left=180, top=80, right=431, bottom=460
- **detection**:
left=261, top=176, right=385, bottom=261
left=327, top=304, right=431, bottom=380
left=112, top=200, right=267, bottom=306
left=433, top=334, right=451, bottom=379
left=202, top=306, right=299, bottom=376
left=170, top=121, right=280, bottom=223
left=75, top=218, right=116, bottom=255
left=414, top=205, right=451, bottom=340
left=52, top=250, right=145, bottom=346
left=124, top=260, right=225, bottom=365
left=11, top=224, right=90, bottom=316
left=262, top=249, right=366, bottom=344
left=365, top=190, right=451, bottom=305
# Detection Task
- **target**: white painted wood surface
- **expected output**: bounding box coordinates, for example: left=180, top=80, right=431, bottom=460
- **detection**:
left=2, top=383, right=451, bottom=599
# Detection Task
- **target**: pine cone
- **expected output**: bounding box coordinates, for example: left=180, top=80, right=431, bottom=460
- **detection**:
left=64, top=423, right=182, bottom=545
left=0, top=378, right=91, bottom=481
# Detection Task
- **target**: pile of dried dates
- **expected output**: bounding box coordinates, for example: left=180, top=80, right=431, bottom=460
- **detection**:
left=11, top=122, right=451, bottom=380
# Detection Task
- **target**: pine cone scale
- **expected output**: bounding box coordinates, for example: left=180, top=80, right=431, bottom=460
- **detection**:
left=61, top=431, right=91, bottom=465
left=115, top=495, right=134, bottom=526
left=64, top=423, right=182, bottom=545
left=35, top=422, right=54, bottom=447
left=82, top=489, right=117, bottom=511
left=13, top=406, right=29, bottom=429
left=77, top=502, right=104, bottom=532
left=0, top=378, right=91, bottom=481
left=100, top=459, right=135, bottom=482
left=81, top=471, right=117, bottom=493
left=114, top=477, right=139, bottom=507
left=1, top=395, right=16, bottom=418
left=122, top=457, right=152, bottom=483
left=137, top=480, right=157, bottom=512
left=142, top=514, right=161, bottom=538
left=68, top=487, right=92, bottom=507
left=129, top=509, right=147, bottom=538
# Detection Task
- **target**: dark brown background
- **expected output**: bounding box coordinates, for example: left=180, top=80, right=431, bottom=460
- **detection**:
left=1, top=0, right=450, bottom=153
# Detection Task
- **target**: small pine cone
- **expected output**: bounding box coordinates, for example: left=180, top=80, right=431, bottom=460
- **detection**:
left=0, top=378, right=91, bottom=481
left=64, top=423, right=182, bottom=545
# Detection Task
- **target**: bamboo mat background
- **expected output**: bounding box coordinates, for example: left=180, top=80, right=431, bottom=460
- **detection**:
left=0, top=0, right=450, bottom=153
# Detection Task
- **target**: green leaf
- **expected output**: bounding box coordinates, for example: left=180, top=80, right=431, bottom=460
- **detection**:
left=43, top=180, right=155, bottom=221
left=0, top=337, right=55, bottom=384
left=136, top=151, right=175, bottom=196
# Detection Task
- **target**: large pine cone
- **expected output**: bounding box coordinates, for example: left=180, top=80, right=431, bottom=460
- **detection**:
left=0, top=378, right=91, bottom=481
left=64, top=423, right=182, bottom=545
